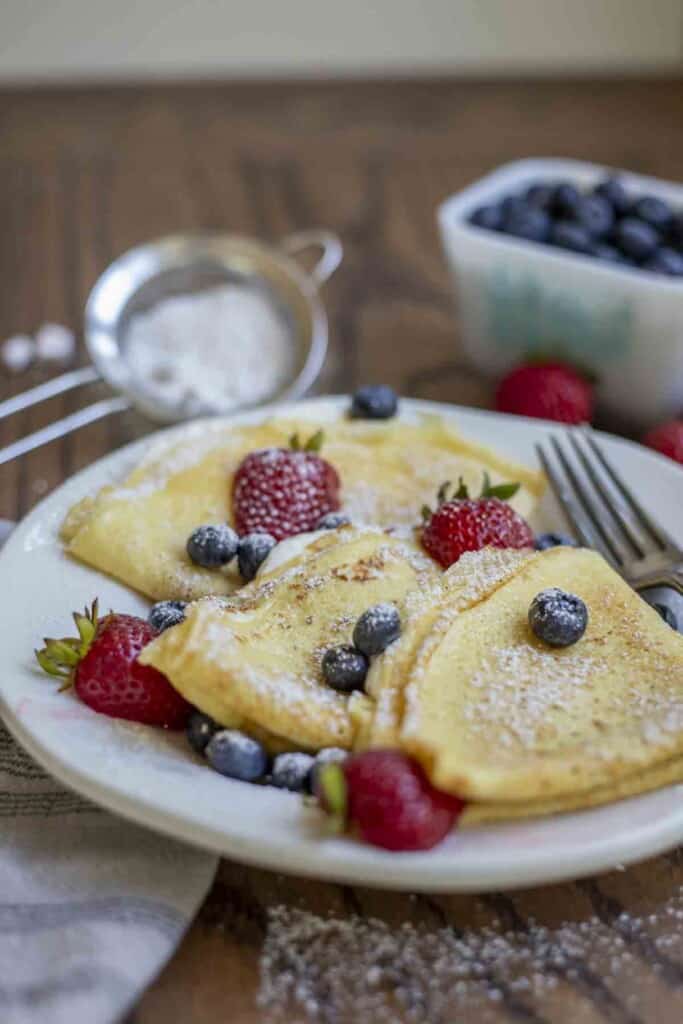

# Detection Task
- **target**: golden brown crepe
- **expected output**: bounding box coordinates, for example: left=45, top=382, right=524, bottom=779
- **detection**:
left=369, top=546, right=683, bottom=820
left=364, top=547, right=535, bottom=749
left=139, top=526, right=439, bottom=751
left=143, top=533, right=683, bottom=822
left=61, top=414, right=544, bottom=602
left=460, top=756, right=683, bottom=826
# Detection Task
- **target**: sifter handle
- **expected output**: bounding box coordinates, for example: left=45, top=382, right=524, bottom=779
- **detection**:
left=0, top=396, right=130, bottom=468
left=280, top=230, right=343, bottom=286
left=0, top=365, right=101, bottom=422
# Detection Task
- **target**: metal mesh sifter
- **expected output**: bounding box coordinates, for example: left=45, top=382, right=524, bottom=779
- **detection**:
left=0, top=230, right=342, bottom=467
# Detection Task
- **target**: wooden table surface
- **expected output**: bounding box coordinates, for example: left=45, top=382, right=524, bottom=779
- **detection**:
left=1, top=77, right=683, bottom=1023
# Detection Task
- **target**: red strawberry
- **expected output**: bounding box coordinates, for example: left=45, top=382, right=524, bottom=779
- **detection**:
left=643, top=420, right=683, bottom=464
left=496, top=362, right=594, bottom=424
left=317, top=749, right=464, bottom=851
left=232, top=430, right=341, bottom=541
left=421, top=477, right=534, bottom=569
left=36, top=601, right=190, bottom=729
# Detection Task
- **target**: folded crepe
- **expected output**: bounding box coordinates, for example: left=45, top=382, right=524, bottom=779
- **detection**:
left=139, top=526, right=440, bottom=751
left=365, top=546, right=683, bottom=823
left=60, top=414, right=544, bottom=602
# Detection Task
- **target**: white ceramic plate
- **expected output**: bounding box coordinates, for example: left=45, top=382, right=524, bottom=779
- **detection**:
left=1, top=397, right=682, bottom=893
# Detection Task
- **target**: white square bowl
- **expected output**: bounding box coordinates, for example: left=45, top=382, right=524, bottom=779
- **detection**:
left=438, top=158, right=683, bottom=428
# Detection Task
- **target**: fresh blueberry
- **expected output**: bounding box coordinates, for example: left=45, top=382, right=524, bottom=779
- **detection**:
left=322, top=644, right=369, bottom=693
left=310, top=747, right=348, bottom=795
left=502, top=205, right=551, bottom=243
left=550, top=220, right=593, bottom=255
left=592, top=242, right=628, bottom=264
left=631, top=195, right=673, bottom=234
left=501, top=195, right=529, bottom=219
left=552, top=182, right=582, bottom=218
left=270, top=752, right=315, bottom=792
left=316, top=512, right=351, bottom=530
left=593, top=177, right=630, bottom=216
left=643, top=247, right=683, bottom=277
left=314, top=747, right=348, bottom=768
left=350, top=385, right=399, bottom=420
left=469, top=204, right=504, bottom=231
left=525, top=182, right=555, bottom=210
left=652, top=602, right=678, bottom=631
left=614, top=217, right=659, bottom=262
left=574, top=195, right=614, bottom=239
left=148, top=600, right=187, bottom=632
left=534, top=532, right=577, bottom=551
left=353, top=603, right=401, bottom=657
left=529, top=588, right=588, bottom=647
left=186, top=710, right=218, bottom=755
left=187, top=524, right=239, bottom=569
left=669, top=213, right=683, bottom=249
left=237, top=532, right=277, bottom=581
left=205, top=729, right=268, bottom=782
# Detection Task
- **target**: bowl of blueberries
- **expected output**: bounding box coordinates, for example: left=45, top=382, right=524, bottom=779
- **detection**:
left=438, top=159, right=683, bottom=426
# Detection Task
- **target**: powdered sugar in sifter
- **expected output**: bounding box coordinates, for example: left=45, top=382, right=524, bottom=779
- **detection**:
left=0, top=230, right=342, bottom=466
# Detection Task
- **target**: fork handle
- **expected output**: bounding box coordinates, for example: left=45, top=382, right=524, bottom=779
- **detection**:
left=631, top=566, right=683, bottom=595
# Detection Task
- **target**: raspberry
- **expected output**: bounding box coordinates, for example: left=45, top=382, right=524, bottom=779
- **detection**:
left=318, top=750, right=464, bottom=851
left=232, top=431, right=341, bottom=541
left=495, top=362, right=593, bottom=424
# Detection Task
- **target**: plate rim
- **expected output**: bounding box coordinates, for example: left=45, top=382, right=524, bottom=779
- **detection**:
left=2, top=393, right=683, bottom=893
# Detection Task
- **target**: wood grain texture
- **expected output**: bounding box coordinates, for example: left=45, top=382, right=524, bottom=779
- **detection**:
left=1, top=77, right=682, bottom=1023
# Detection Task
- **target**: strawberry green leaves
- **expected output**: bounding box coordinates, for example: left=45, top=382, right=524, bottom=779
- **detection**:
left=422, top=474, right=520, bottom=520
left=288, top=429, right=324, bottom=453
left=35, top=599, right=99, bottom=681
left=480, top=472, right=521, bottom=502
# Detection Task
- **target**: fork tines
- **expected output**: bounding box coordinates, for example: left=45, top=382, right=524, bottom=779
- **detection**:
left=536, top=427, right=677, bottom=570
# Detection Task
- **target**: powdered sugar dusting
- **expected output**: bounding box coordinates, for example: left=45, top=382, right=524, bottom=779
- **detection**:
left=170, top=529, right=437, bottom=745
left=108, top=434, right=242, bottom=502
left=444, top=547, right=536, bottom=608
left=620, top=688, right=683, bottom=747
left=465, top=646, right=601, bottom=749
left=369, top=549, right=537, bottom=741
left=258, top=894, right=683, bottom=1022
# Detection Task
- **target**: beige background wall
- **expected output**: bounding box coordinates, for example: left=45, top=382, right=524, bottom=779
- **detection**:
left=0, top=0, right=681, bottom=82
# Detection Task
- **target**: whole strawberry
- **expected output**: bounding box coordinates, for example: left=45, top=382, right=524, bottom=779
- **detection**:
left=317, top=749, right=464, bottom=851
left=36, top=601, right=191, bottom=729
left=496, top=362, right=593, bottom=424
left=421, top=477, right=534, bottom=569
left=643, top=420, right=683, bottom=465
left=232, top=430, right=341, bottom=541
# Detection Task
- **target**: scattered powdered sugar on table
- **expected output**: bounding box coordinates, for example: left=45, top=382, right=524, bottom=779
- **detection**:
left=31, top=477, right=49, bottom=495
left=124, top=283, right=293, bottom=416
left=258, top=895, right=683, bottom=1022
left=1, top=333, right=35, bottom=373
left=2, top=323, right=75, bottom=373
left=35, top=321, right=76, bottom=362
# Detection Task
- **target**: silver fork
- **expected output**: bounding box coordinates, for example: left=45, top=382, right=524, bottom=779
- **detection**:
left=536, top=428, right=683, bottom=616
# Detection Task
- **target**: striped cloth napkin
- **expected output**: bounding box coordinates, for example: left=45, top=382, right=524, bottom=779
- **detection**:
left=0, top=515, right=217, bottom=1021
left=0, top=721, right=218, bottom=1023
